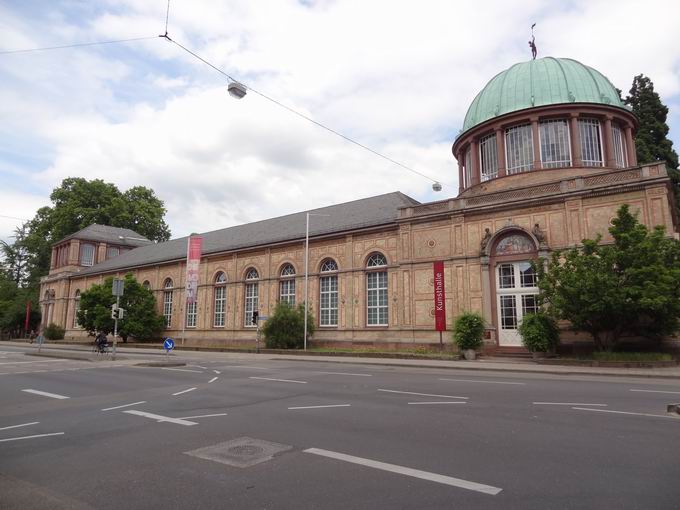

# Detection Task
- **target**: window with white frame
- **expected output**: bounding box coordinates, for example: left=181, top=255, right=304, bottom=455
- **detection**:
left=464, top=147, right=473, bottom=188
left=244, top=268, right=259, bottom=327
left=106, top=246, right=119, bottom=259
left=80, top=244, right=95, bottom=266
left=479, top=133, right=498, bottom=181
left=366, top=253, right=388, bottom=326
left=279, top=264, right=296, bottom=305
left=612, top=123, right=627, bottom=168
left=539, top=119, right=571, bottom=168
left=163, top=278, right=173, bottom=328
left=319, top=259, right=338, bottom=326
left=213, top=272, right=227, bottom=327
left=73, top=290, right=80, bottom=328
left=186, top=301, right=197, bottom=328
left=505, top=124, right=534, bottom=174
left=578, top=118, right=603, bottom=166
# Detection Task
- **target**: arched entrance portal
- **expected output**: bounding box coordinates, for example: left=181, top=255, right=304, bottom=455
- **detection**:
left=490, top=232, right=539, bottom=347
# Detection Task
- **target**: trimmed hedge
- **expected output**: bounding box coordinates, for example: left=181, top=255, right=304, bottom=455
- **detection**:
left=518, top=312, right=559, bottom=353
left=43, top=323, right=65, bottom=340
left=452, top=312, right=485, bottom=351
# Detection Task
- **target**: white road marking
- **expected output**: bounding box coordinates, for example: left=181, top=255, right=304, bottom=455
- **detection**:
left=378, top=389, right=468, bottom=399
left=172, top=387, right=197, bottom=396
left=407, top=401, right=466, bottom=405
left=630, top=389, right=680, bottom=395
left=304, top=448, right=502, bottom=495
left=123, top=410, right=198, bottom=426
left=177, top=413, right=227, bottom=419
left=0, top=421, right=39, bottom=431
left=315, top=371, right=373, bottom=377
left=227, top=365, right=269, bottom=370
left=208, top=377, right=218, bottom=383
left=161, top=368, right=204, bottom=373
left=213, top=370, right=221, bottom=374
left=101, top=401, right=146, bottom=411
left=250, top=376, right=307, bottom=384
left=22, top=389, right=70, bottom=399
left=0, top=432, right=64, bottom=443
left=0, top=360, right=62, bottom=366
left=533, top=402, right=608, bottom=406
left=572, top=407, right=680, bottom=419
left=188, top=365, right=208, bottom=369
left=440, top=378, right=526, bottom=385
left=288, top=404, right=351, bottom=410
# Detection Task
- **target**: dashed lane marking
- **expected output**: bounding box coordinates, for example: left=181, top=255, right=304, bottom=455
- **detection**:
left=378, top=389, right=468, bottom=400
left=161, top=368, right=204, bottom=373
left=249, top=376, right=307, bottom=384
left=172, top=387, right=197, bottom=396
left=101, top=401, right=146, bottom=411
left=0, top=421, right=39, bottom=431
left=0, top=432, right=64, bottom=443
left=533, top=402, right=608, bottom=406
left=572, top=407, right=680, bottom=419
left=213, top=370, right=221, bottom=374
left=439, top=378, right=526, bottom=385
left=629, top=389, right=680, bottom=395
left=188, top=365, right=208, bottom=370
left=315, top=371, right=373, bottom=377
left=407, top=402, right=466, bottom=405
left=0, top=360, right=62, bottom=366
left=208, top=377, right=218, bottom=383
left=304, top=448, right=502, bottom=495
left=22, top=389, right=70, bottom=399
left=123, top=410, right=197, bottom=426
left=288, top=404, right=351, bottom=410
left=177, top=413, right=227, bottom=419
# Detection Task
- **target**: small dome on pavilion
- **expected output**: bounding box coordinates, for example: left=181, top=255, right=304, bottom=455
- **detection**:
left=460, top=57, right=627, bottom=136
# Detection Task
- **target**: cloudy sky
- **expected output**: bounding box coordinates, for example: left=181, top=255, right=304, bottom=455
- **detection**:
left=1, top=0, right=679, bottom=244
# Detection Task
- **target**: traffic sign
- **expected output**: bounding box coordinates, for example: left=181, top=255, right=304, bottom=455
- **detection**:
left=112, top=279, right=125, bottom=296
left=164, top=338, right=175, bottom=351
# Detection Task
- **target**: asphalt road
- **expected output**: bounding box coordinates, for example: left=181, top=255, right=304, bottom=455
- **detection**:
left=1, top=344, right=679, bottom=510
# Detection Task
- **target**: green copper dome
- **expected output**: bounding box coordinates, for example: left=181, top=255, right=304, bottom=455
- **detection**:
left=461, top=57, right=626, bottom=135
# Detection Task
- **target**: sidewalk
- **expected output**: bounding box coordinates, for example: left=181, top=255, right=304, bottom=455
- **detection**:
left=4, top=340, right=680, bottom=380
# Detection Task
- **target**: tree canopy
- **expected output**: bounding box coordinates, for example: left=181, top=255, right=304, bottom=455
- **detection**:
left=536, top=205, right=680, bottom=351
left=77, top=274, right=165, bottom=341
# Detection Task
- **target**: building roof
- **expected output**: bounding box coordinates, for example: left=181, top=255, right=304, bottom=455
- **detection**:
left=57, top=224, right=152, bottom=247
left=77, top=192, right=420, bottom=276
left=460, top=57, right=627, bottom=136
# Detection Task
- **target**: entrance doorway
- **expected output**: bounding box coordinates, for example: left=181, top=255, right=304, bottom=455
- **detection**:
left=496, top=261, right=539, bottom=346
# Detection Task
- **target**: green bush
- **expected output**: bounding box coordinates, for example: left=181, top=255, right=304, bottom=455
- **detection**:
left=518, top=312, right=559, bottom=352
left=452, top=312, right=485, bottom=351
left=262, top=302, right=315, bottom=349
left=43, top=323, right=65, bottom=340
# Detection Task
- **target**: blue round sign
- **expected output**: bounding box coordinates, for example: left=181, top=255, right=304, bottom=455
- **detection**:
left=163, top=338, right=175, bottom=351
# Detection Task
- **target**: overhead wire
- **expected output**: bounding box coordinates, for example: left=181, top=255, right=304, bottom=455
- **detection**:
left=0, top=36, right=159, bottom=55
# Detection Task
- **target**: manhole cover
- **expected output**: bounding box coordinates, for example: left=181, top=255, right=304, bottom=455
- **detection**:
left=185, top=437, right=292, bottom=468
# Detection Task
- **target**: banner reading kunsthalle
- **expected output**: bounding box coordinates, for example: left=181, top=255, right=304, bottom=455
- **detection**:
left=185, top=236, right=203, bottom=304
left=433, top=261, right=446, bottom=331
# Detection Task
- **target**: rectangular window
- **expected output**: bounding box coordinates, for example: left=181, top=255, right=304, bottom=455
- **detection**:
left=80, top=244, right=95, bottom=266
left=505, top=124, right=534, bottom=174
left=522, top=294, right=539, bottom=316
left=464, top=147, right=473, bottom=188
left=498, top=264, right=515, bottom=289
left=519, top=262, right=537, bottom=288
left=279, top=279, right=296, bottom=305
left=73, top=299, right=80, bottom=328
left=163, top=291, right=173, bottom=328
left=578, top=118, right=603, bottom=166
left=244, top=283, right=258, bottom=327
left=612, top=123, right=627, bottom=168
left=539, top=119, right=571, bottom=168
left=367, top=271, right=388, bottom=326
left=320, top=275, right=338, bottom=326
left=213, top=286, right=226, bottom=327
left=186, top=301, right=197, bottom=328
left=106, top=246, right=120, bottom=259
left=479, top=133, right=498, bottom=181
left=500, top=295, right=517, bottom=329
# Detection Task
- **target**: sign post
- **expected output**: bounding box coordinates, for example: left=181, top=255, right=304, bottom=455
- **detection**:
left=433, top=261, right=447, bottom=349
left=164, top=337, right=175, bottom=359
left=112, top=278, right=125, bottom=360
left=182, top=236, right=203, bottom=346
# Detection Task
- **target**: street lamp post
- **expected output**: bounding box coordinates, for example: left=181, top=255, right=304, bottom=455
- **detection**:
left=304, top=212, right=329, bottom=350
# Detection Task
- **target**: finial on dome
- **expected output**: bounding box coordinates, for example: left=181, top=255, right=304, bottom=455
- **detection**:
left=528, top=23, right=537, bottom=60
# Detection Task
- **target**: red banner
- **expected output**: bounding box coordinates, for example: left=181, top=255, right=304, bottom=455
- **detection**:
left=433, top=261, right=446, bottom=331
left=185, top=236, right=203, bottom=304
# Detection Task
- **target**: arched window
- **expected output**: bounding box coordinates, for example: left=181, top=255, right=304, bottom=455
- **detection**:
left=279, top=264, right=296, bottom=305
left=213, top=272, right=227, bottom=327
left=244, top=268, right=259, bottom=327
left=578, top=118, right=603, bottom=166
left=366, top=253, right=388, bottom=326
left=73, top=290, right=81, bottom=328
left=142, top=280, right=151, bottom=290
left=505, top=124, right=534, bottom=173
left=319, top=259, right=338, bottom=326
left=163, top=278, right=173, bottom=328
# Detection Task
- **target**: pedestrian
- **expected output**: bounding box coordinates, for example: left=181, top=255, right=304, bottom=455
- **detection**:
left=29, top=329, right=36, bottom=344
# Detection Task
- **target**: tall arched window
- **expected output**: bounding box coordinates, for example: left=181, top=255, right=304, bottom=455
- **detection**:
left=163, top=278, right=174, bottom=328
left=463, top=147, right=473, bottom=188
left=366, top=253, right=388, bottom=326
left=479, top=133, right=498, bottom=181
left=142, top=280, right=151, bottom=290
left=612, top=123, right=627, bottom=168
left=213, top=272, right=227, bottom=327
left=319, top=259, right=338, bottom=327
left=244, top=268, right=259, bottom=327
left=279, top=263, right=296, bottom=305
left=73, top=290, right=81, bottom=328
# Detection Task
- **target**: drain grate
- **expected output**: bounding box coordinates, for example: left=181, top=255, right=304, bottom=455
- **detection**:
left=185, top=437, right=292, bottom=468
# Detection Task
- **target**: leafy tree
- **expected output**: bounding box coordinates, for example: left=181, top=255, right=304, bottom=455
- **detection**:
left=537, top=205, right=680, bottom=351
left=0, top=273, right=40, bottom=337
left=1, top=223, right=31, bottom=287
left=624, top=75, right=680, bottom=211
left=452, top=312, right=485, bottom=351
left=23, top=178, right=171, bottom=281
left=77, top=274, right=165, bottom=342
left=262, top=302, right=315, bottom=349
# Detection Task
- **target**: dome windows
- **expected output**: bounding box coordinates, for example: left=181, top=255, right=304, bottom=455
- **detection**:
left=611, top=123, right=627, bottom=168
left=505, top=124, right=534, bottom=174
left=539, top=119, right=571, bottom=168
left=578, top=118, right=604, bottom=167
left=479, top=133, right=498, bottom=182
